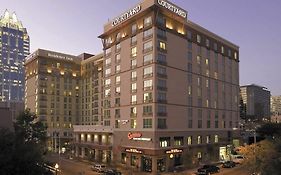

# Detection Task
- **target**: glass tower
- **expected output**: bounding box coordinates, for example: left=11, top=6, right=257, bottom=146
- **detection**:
left=0, top=10, right=29, bottom=102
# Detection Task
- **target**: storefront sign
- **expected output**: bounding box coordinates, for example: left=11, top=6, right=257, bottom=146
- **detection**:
left=128, top=132, right=142, bottom=140
left=157, top=0, right=187, bottom=19
left=125, top=148, right=142, bottom=154
left=165, top=149, right=183, bottom=154
left=47, top=53, right=74, bottom=61
left=112, top=5, right=141, bottom=27
left=132, top=137, right=152, bottom=141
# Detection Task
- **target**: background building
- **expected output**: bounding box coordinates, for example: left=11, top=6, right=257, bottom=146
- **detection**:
left=0, top=105, right=13, bottom=130
left=0, top=101, right=24, bottom=121
left=74, top=0, right=240, bottom=173
left=240, top=84, right=270, bottom=121
left=0, top=10, right=30, bottom=102
left=271, top=95, right=281, bottom=115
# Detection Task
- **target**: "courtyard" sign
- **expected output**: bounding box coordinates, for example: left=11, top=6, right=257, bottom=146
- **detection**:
left=157, top=0, right=187, bottom=19
left=112, top=5, right=141, bottom=27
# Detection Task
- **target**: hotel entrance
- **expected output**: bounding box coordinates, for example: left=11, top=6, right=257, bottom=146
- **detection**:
left=141, top=156, right=152, bottom=172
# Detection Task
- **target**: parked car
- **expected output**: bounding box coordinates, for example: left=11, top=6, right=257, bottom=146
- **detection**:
left=231, top=155, right=245, bottom=164
left=103, top=169, right=122, bottom=175
left=197, top=165, right=220, bottom=175
left=222, top=161, right=236, bottom=168
left=91, top=164, right=107, bottom=173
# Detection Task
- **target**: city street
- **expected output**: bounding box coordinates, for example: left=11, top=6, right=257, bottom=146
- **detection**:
left=46, top=154, right=250, bottom=175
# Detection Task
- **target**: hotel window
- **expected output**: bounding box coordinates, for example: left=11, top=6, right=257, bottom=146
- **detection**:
left=143, top=105, right=152, bottom=114
left=131, top=119, right=137, bottom=129
left=143, top=41, right=153, bottom=52
left=197, top=136, right=202, bottom=144
left=215, top=111, right=219, bottom=128
left=188, top=74, right=192, bottom=84
left=228, top=49, right=232, bottom=57
left=234, top=52, right=238, bottom=59
left=105, top=58, right=111, bottom=66
left=187, top=63, right=192, bottom=72
left=105, top=48, right=111, bottom=56
left=158, top=105, right=166, bottom=115
left=116, top=43, right=121, bottom=52
left=206, top=39, right=210, bottom=47
left=196, top=34, right=201, bottom=43
left=131, top=71, right=137, bottom=81
left=144, top=66, right=153, bottom=77
left=115, top=86, right=120, bottom=94
left=132, top=24, right=137, bottom=34
left=158, top=92, right=166, bottom=103
left=157, top=66, right=166, bottom=77
left=116, top=32, right=121, bottom=42
left=143, top=119, right=152, bottom=128
left=214, top=135, right=219, bottom=143
left=105, top=79, right=111, bottom=86
left=206, top=135, right=210, bottom=144
left=157, top=15, right=166, bottom=26
left=214, top=43, right=218, bottom=51
left=158, top=41, right=166, bottom=50
left=115, top=65, right=121, bottom=73
left=131, top=83, right=137, bottom=93
left=188, top=41, right=192, bottom=50
left=158, top=118, right=167, bottom=129
left=158, top=79, right=166, bottom=90
left=188, top=108, right=193, bottom=128
left=115, top=76, right=120, bottom=85
left=187, top=136, right=192, bottom=145
left=187, top=52, right=192, bottom=61
left=131, top=59, right=137, bottom=69
left=206, top=69, right=210, bottom=77
left=144, top=80, right=153, bottom=90
left=187, top=31, right=192, bottom=40
left=207, top=111, right=211, bottom=128
left=105, top=89, right=111, bottom=97
left=205, top=58, right=209, bottom=66
left=157, top=54, right=166, bottom=64
left=115, top=98, right=120, bottom=106
left=197, top=56, right=201, bottom=65
left=143, top=28, right=153, bottom=39
left=157, top=28, right=166, bottom=39
left=174, top=137, right=184, bottom=146
left=144, top=16, right=152, bottom=27
left=188, top=86, right=192, bottom=95
left=131, top=47, right=137, bottom=57
left=131, top=107, right=137, bottom=116
left=197, top=77, right=201, bottom=86
left=115, top=120, right=120, bottom=128
left=143, top=54, right=153, bottom=64
left=105, top=68, right=111, bottom=76
left=198, top=109, right=202, bottom=128
left=131, top=95, right=137, bottom=104
left=221, top=46, right=224, bottom=54
left=144, top=92, right=152, bottom=103
left=131, top=35, right=137, bottom=45
left=160, top=137, right=170, bottom=147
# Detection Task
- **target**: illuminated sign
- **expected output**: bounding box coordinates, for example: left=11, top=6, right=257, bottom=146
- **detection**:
left=165, top=149, right=183, bottom=154
left=132, top=137, right=152, bottom=141
left=47, top=53, right=74, bottom=61
left=112, top=5, right=141, bottom=27
left=157, top=0, right=187, bottom=19
left=125, top=148, right=142, bottom=154
left=128, top=132, right=142, bottom=140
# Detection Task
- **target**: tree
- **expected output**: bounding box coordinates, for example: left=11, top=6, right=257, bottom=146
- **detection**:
left=238, top=139, right=281, bottom=175
left=256, top=123, right=281, bottom=138
left=0, top=110, right=48, bottom=175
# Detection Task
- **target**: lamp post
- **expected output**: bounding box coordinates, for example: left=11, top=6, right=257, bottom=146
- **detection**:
left=55, top=163, right=59, bottom=175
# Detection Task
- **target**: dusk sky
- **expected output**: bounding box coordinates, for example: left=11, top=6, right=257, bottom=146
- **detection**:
left=1, top=0, right=281, bottom=95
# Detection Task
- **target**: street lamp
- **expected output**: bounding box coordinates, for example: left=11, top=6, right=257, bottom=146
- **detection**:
left=55, top=163, right=59, bottom=175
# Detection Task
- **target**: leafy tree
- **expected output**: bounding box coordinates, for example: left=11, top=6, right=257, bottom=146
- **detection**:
left=0, top=110, right=48, bottom=175
left=256, top=123, right=281, bottom=138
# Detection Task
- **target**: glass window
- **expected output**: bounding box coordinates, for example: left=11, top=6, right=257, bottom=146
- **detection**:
left=197, top=136, right=202, bottom=144
left=158, top=118, right=167, bottom=129
left=215, top=135, right=219, bottom=143
left=174, top=137, right=183, bottom=146
left=144, top=41, right=153, bottom=51
left=105, top=48, right=111, bottom=55
left=144, top=66, right=153, bottom=76
left=144, top=92, right=152, bottom=102
left=206, top=135, right=210, bottom=144
left=187, top=136, right=192, bottom=145
left=157, top=28, right=166, bottom=38
left=144, top=80, right=153, bottom=89
left=105, top=79, right=111, bottom=86
left=131, top=59, right=137, bottom=68
left=116, top=43, right=121, bottom=51
left=157, top=54, right=166, bottom=64
left=115, top=76, right=120, bottom=84
left=144, top=16, right=152, bottom=27
left=160, top=137, right=170, bottom=147
left=131, top=95, right=137, bottom=104
left=115, top=86, right=120, bottom=93
left=158, top=66, right=166, bottom=75
left=131, top=71, right=137, bottom=80
left=158, top=41, right=166, bottom=50
left=143, top=119, right=152, bottom=128
left=144, top=28, right=153, bottom=38
left=197, top=35, right=201, bottom=43
left=221, top=46, right=224, bottom=54
left=131, top=47, right=137, bottom=57
left=131, top=36, right=137, bottom=45
left=116, top=54, right=121, bottom=63
left=131, top=83, right=137, bottom=92
left=131, top=119, right=137, bottom=129
left=132, top=24, right=137, bottom=34
left=143, top=105, right=152, bottom=114
left=157, top=15, right=166, bottom=26
left=144, top=54, right=153, bottom=64
left=105, top=68, right=111, bottom=76
left=115, top=65, right=120, bottom=73
left=206, top=39, right=210, bottom=47
left=187, top=31, right=192, bottom=40
left=105, top=58, right=111, bottom=66
left=158, top=105, right=166, bottom=114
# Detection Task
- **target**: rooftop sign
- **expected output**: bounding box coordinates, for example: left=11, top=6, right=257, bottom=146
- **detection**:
left=157, top=0, right=187, bottom=19
left=47, top=53, right=74, bottom=61
left=112, top=4, right=141, bottom=27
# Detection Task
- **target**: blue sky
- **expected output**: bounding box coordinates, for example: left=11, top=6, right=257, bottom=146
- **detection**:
left=1, top=0, right=281, bottom=95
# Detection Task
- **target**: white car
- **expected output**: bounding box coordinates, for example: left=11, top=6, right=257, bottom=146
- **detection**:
left=91, top=164, right=107, bottom=173
left=231, top=155, right=245, bottom=164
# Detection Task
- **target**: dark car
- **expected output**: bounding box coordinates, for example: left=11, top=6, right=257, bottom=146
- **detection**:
left=222, top=161, right=236, bottom=168
left=103, top=169, right=122, bottom=175
left=197, top=165, right=220, bottom=175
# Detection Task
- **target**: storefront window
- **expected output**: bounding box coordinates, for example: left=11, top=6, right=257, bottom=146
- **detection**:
left=121, top=153, right=127, bottom=164
left=157, top=158, right=166, bottom=172
left=160, top=137, right=170, bottom=147
left=174, top=137, right=184, bottom=146
left=131, top=155, right=137, bottom=166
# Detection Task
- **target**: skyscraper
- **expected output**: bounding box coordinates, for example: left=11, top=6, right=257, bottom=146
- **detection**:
left=0, top=10, right=30, bottom=102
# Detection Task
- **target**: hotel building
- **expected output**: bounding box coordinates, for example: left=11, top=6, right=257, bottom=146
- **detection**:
left=0, top=10, right=29, bottom=102
left=25, top=49, right=85, bottom=151
left=73, top=0, right=240, bottom=174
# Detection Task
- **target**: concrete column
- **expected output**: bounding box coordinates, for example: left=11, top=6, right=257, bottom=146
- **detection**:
left=152, top=157, right=158, bottom=175
left=81, top=147, right=85, bottom=158
left=75, top=146, right=79, bottom=157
